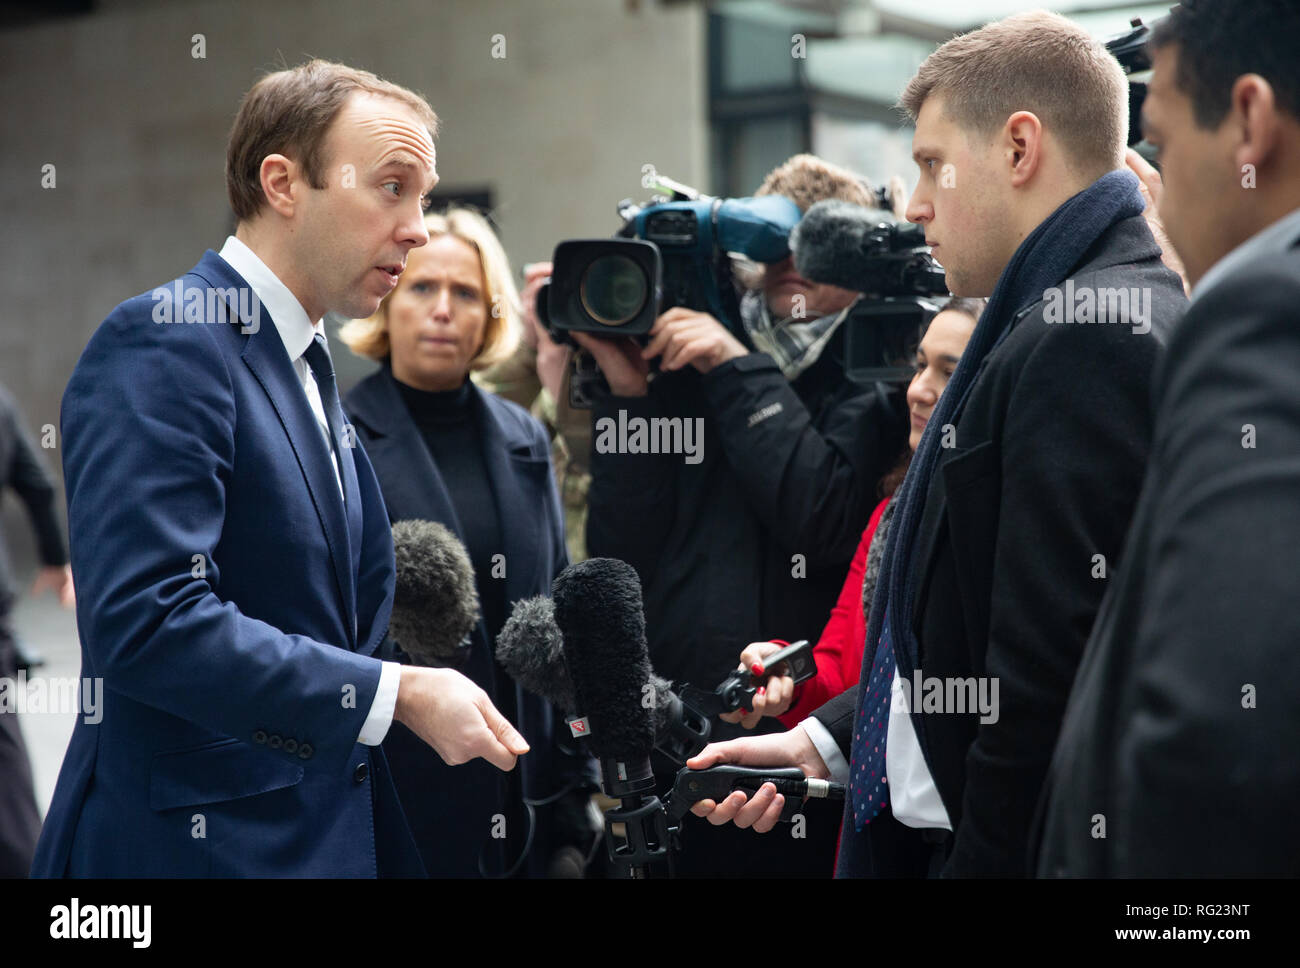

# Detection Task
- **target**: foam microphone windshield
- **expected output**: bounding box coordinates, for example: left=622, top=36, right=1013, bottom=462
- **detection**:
left=496, top=596, right=576, bottom=712
left=390, top=519, right=479, bottom=665
left=497, top=596, right=704, bottom=761
left=551, top=558, right=656, bottom=793
left=788, top=198, right=896, bottom=291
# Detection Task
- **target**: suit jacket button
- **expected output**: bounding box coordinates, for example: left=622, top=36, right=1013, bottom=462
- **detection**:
left=253, top=730, right=268, bottom=745
left=297, top=744, right=313, bottom=760
left=353, top=763, right=369, bottom=783
left=268, top=734, right=283, bottom=750
left=283, top=738, right=298, bottom=754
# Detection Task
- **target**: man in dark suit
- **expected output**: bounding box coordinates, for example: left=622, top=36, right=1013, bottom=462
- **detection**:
left=32, top=59, right=527, bottom=877
left=0, top=381, right=74, bottom=877
left=1038, top=0, right=1300, bottom=877
left=685, top=11, right=1186, bottom=877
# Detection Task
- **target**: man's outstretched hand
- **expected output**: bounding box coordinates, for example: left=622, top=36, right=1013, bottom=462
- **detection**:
left=395, top=665, right=530, bottom=772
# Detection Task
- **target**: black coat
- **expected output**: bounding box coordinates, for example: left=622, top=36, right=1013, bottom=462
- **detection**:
left=344, top=362, right=593, bottom=878
left=586, top=323, right=908, bottom=694
left=1035, top=230, right=1300, bottom=877
left=586, top=320, right=907, bottom=876
left=816, top=215, right=1188, bottom=876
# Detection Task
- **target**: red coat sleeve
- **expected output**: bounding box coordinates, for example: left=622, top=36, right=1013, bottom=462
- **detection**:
left=779, top=496, right=890, bottom=727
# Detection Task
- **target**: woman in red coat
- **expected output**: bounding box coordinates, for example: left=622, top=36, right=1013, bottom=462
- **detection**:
left=722, top=297, right=983, bottom=728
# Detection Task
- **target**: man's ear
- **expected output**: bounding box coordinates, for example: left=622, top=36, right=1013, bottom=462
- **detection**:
left=258, top=153, right=301, bottom=219
left=1232, top=74, right=1281, bottom=175
left=1003, top=111, right=1044, bottom=188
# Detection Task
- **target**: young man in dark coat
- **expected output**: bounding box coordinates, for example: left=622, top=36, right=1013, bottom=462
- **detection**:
left=687, top=11, right=1187, bottom=878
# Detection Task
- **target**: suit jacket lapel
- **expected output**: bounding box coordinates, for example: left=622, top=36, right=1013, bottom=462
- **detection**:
left=344, top=367, right=464, bottom=537
left=346, top=368, right=545, bottom=606
left=472, top=385, right=542, bottom=603
left=340, top=424, right=364, bottom=607
left=189, top=252, right=358, bottom=643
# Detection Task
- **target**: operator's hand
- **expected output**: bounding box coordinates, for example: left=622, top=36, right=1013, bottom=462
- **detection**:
left=1126, top=147, right=1189, bottom=296
left=520, top=262, right=569, bottom=403
left=394, top=665, right=529, bottom=771
left=887, top=174, right=909, bottom=221
left=719, top=641, right=796, bottom=728
left=685, top=726, right=830, bottom=833
left=570, top=331, right=649, bottom=397
left=642, top=308, right=748, bottom=374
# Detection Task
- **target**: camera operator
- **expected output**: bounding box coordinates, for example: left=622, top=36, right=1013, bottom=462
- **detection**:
left=575, top=154, right=910, bottom=876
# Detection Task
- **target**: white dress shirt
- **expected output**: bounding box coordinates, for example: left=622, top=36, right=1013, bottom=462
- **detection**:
left=217, top=236, right=400, bottom=747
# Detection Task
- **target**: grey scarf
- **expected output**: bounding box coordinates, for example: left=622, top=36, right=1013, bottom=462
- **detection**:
left=860, top=498, right=896, bottom=628
left=738, top=288, right=858, bottom=381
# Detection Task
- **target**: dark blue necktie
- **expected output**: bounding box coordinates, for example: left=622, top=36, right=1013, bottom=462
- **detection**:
left=849, top=609, right=895, bottom=826
left=302, top=334, right=362, bottom=540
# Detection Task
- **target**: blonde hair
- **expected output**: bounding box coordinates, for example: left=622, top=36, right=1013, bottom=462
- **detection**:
left=898, top=10, right=1128, bottom=180
left=338, top=208, right=520, bottom=369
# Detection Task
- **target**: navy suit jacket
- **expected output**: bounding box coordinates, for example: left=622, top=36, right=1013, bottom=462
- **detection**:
left=32, top=250, right=422, bottom=877
left=344, top=363, right=594, bottom=876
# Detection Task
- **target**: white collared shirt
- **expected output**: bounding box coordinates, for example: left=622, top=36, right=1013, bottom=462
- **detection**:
left=216, top=236, right=400, bottom=747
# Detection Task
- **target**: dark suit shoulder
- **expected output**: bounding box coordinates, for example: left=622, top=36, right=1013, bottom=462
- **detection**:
left=72, top=283, right=239, bottom=405
left=1168, top=247, right=1300, bottom=361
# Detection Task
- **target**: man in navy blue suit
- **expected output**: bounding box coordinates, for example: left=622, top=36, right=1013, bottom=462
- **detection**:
left=32, top=59, right=528, bottom=877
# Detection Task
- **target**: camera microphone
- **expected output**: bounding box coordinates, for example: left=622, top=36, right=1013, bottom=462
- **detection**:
left=789, top=198, right=943, bottom=294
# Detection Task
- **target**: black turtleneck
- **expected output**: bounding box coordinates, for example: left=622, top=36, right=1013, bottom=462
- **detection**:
left=391, top=374, right=508, bottom=656
left=392, top=371, right=529, bottom=876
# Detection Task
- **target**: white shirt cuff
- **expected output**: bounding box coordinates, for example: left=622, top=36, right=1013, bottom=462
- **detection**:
left=798, top=717, right=849, bottom=785
left=356, top=661, right=402, bottom=746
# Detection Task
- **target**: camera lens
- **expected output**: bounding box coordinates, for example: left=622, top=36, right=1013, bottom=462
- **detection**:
left=580, top=255, right=648, bottom=326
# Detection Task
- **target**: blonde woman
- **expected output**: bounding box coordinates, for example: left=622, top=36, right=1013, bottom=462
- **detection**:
left=341, top=208, right=595, bottom=877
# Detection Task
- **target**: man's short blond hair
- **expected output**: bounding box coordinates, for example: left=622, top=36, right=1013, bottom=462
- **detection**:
left=338, top=208, right=520, bottom=371
left=899, top=10, right=1128, bottom=179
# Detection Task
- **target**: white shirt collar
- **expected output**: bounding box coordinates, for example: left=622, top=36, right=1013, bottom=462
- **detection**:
left=217, top=235, right=323, bottom=360
left=1192, top=205, right=1300, bottom=303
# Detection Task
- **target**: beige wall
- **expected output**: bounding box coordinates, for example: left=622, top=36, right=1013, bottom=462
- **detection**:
left=0, top=0, right=708, bottom=570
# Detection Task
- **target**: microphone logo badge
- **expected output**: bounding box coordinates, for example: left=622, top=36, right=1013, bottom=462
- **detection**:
left=567, top=715, right=590, bottom=738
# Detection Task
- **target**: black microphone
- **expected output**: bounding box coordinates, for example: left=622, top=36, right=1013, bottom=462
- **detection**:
left=496, top=595, right=711, bottom=763
left=389, top=519, right=479, bottom=667
left=789, top=198, right=937, bottom=292
left=551, top=558, right=670, bottom=876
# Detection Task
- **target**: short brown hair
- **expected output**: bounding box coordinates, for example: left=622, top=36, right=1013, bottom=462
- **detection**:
left=754, top=153, right=876, bottom=212
left=899, top=11, right=1128, bottom=179
left=338, top=208, right=520, bottom=371
left=226, top=58, right=439, bottom=222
